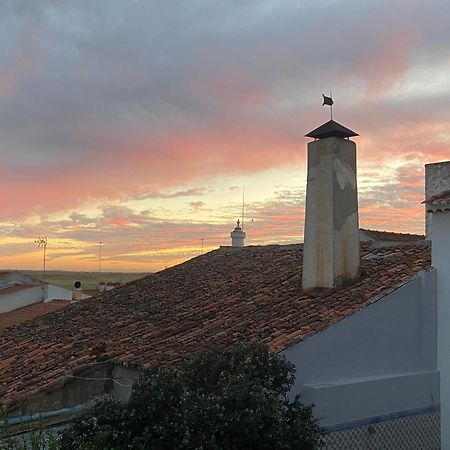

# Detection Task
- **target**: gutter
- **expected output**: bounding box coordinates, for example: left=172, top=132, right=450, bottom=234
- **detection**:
left=1, top=404, right=87, bottom=428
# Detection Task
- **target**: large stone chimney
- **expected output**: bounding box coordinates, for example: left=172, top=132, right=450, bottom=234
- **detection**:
left=302, top=120, right=360, bottom=289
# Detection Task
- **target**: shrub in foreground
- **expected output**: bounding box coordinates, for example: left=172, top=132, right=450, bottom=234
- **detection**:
left=60, top=342, right=323, bottom=450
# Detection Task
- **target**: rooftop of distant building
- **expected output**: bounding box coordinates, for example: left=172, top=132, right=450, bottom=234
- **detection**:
left=0, top=237, right=431, bottom=410
left=0, top=301, right=68, bottom=332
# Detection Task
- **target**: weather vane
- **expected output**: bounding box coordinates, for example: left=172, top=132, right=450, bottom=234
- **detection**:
left=322, top=92, right=334, bottom=120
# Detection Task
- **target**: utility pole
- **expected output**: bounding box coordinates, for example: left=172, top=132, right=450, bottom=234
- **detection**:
left=99, top=241, right=102, bottom=274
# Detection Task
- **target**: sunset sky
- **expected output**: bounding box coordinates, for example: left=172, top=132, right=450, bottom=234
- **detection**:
left=0, top=0, right=449, bottom=272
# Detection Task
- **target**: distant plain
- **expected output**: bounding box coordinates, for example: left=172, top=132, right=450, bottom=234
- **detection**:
left=21, top=270, right=150, bottom=290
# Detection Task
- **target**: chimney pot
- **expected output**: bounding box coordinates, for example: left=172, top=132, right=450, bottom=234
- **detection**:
left=231, top=220, right=246, bottom=247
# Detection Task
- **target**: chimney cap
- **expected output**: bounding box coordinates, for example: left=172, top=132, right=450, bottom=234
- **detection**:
left=305, top=119, right=358, bottom=139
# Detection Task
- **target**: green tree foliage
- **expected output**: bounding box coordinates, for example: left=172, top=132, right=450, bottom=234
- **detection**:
left=60, top=342, right=324, bottom=450
left=0, top=431, right=60, bottom=450
left=0, top=404, right=59, bottom=450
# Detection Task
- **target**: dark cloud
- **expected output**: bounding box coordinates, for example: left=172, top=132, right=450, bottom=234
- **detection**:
left=188, top=201, right=206, bottom=210
left=1, top=0, right=448, bottom=176
left=135, top=187, right=208, bottom=200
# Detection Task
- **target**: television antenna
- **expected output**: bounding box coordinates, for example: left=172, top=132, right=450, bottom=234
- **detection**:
left=35, top=236, right=47, bottom=299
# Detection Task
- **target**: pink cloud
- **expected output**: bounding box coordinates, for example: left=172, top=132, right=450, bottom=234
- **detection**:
left=0, top=117, right=305, bottom=218
left=356, top=28, right=417, bottom=94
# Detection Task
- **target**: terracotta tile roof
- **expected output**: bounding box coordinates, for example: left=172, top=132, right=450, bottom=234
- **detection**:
left=423, top=189, right=450, bottom=212
left=81, top=290, right=100, bottom=297
left=0, top=242, right=431, bottom=410
left=0, top=271, right=13, bottom=276
left=359, top=228, right=425, bottom=242
left=0, top=301, right=68, bottom=332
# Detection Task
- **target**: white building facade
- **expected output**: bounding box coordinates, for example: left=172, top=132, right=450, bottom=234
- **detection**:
left=425, top=186, right=450, bottom=449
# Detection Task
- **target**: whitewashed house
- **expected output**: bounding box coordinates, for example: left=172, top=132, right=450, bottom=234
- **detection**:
left=0, top=271, right=89, bottom=314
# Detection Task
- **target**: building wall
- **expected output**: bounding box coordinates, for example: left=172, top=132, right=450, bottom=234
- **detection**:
left=433, top=211, right=450, bottom=449
left=285, top=270, right=438, bottom=429
left=0, top=272, right=48, bottom=313
left=0, top=286, right=43, bottom=314
left=8, top=364, right=140, bottom=418
left=0, top=282, right=74, bottom=313
left=5, top=364, right=139, bottom=440
left=46, top=284, right=74, bottom=301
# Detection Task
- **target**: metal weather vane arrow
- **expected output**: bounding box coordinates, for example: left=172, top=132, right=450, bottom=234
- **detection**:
left=322, top=92, right=333, bottom=120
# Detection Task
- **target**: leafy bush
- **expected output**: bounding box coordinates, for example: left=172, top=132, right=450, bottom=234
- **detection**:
left=0, top=431, right=60, bottom=450
left=60, top=342, right=323, bottom=449
left=0, top=404, right=59, bottom=450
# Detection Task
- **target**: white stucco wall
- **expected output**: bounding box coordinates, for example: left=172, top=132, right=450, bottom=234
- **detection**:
left=46, top=284, right=75, bottom=301
left=0, top=282, right=74, bottom=313
left=0, top=286, right=43, bottom=314
left=285, top=270, right=438, bottom=428
left=432, top=211, right=450, bottom=449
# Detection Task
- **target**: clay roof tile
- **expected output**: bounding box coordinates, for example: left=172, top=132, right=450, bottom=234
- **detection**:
left=0, top=242, right=431, bottom=410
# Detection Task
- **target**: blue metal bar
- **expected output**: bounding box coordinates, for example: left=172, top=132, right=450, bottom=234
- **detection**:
left=1, top=404, right=86, bottom=427
left=323, top=404, right=440, bottom=434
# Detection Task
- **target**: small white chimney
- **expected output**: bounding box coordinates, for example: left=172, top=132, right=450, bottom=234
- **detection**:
left=230, top=220, right=245, bottom=247
left=302, top=120, right=360, bottom=289
left=72, top=280, right=83, bottom=302
left=423, top=169, right=450, bottom=448
left=425, top=161, right=450, bottom=238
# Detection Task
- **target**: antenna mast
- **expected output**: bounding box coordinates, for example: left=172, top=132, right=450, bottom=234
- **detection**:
left=98, top=241, right=102, bottom=274
left=35, top=236, right=47, bottom=300
left=241, top=186, right=245, bottom=231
